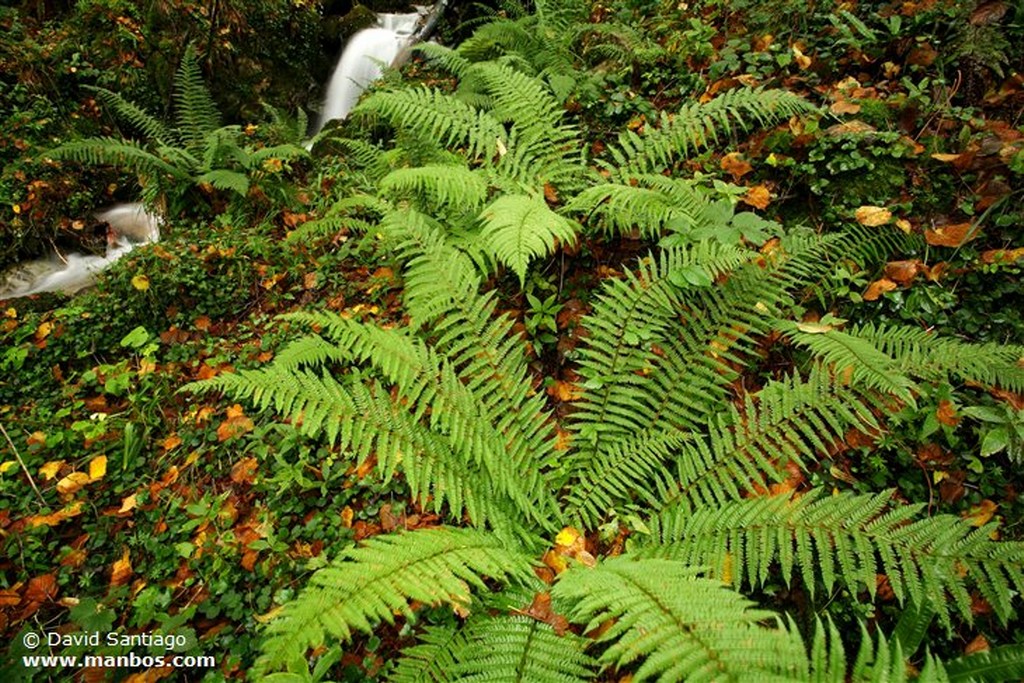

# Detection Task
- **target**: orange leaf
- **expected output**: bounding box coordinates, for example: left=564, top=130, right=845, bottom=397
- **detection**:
left=217, top=404, right=255, bottom=442
left=863, top=278, right=898, bottom=301
left=936, top=400, right=960, bottom=427
left=925, top=222, right=976, bottom=247
left=883, top=260, right=921, bottom=285
left=25, top=573, right=58, bottom=604
left=110, top=549, right=133, bottom=587
left=28, top=502, right=84, bottom=528
left=964, top=634, right=990, bottom=656
left=547, top=380, right=583, bottom=402
left=194, top=315, right=211, bottom=331
left=791, top=45, right=812, bottom=69
left=855, top=206, right=892, bottom=226
left=829, top=100, right=861, bottom=115
left=720, top=152, right=753, bottom=181
left=162, top=434, right=182, bottom=451
left=741, top=185, right=771, bottom=209
left=963, top=499, right=998, bottom=527
left=230, top=457, right=258, bottom=485
left=931, top=153, right=961, bottom=162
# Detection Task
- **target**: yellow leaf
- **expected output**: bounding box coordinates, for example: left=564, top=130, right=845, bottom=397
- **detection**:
left=795, top=322, right=835, bottom=334
left=895, top=218, right=912, bottom=234
left=721, top=551, right=734, bottom=585
left=131, top=274, right=150, bottom=291
left=35, top=321, right=53, bottom=340
left=88, top=455, right=107, bottom=481
left=39, top=460, right=64, bottom=480
left=0, top=461, right=16, bottom=474
left=56, top=471, right=92, bottom=496
left=931, top=153, right=961, bottom=162
left=792, top=45, right=812, bottom=69
left=555, top=527, right=581, bottom=547
left=254, top=605, right=285, bottom=624
left=963, top=499, right=997, bottom=527
left=855, top=206, right=893, bottom=226
left=118, top=494, right=138, bottom=514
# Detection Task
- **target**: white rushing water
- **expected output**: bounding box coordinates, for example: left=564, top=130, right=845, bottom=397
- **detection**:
left=0, top=203, right=160, bottom=300
left=311, top=10, right=424, bottom=135
left=1, top=8, right=433, bottom=300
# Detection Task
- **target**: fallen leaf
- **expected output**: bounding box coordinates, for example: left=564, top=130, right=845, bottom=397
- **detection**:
left=964, top=634, right=990, bottom=656
left=742, top=185, right=771, bottom=209
left=28, top=502, right=84, bottom=528
left=829, top=100, right=861, bottom=115
left=721, top=152, right=754, bottom=181
left=56, top=472, right=92, bottom=496
left=931, top=153, right=962, bottom=162
left=118, top=494, right=138, bottom=514
left=230, top=457, right=258, bottom=485
left=88, top=455, right=107, bottom=481
left=884, top=260, right=921, bottom=285
left=855, top=206, right=892, bottom=226
left=162, top=434, right=182, bottom=451
left=217, top=404, right=255, bottom=442
left=792, top=44, right=812, bottom=69
left=110, top=549, right=133, bottom=587
left=194, top=315, right=211, bottom=331
left=864, top=278, right=898, bottom=301
left=936, top=400, right=960, bottom=427
left=25, top=573, right=58, bottom=604
left=963, top=499, right=997, bottom=527
left=35, top=322, right=53, bottom=341
left=925, top=223, right=976, bottom=247
left=547, top=380, right=583, bottom=402
left=39, top=460, right=64, bottom=480
left=131, top=274, right=150, bottom=291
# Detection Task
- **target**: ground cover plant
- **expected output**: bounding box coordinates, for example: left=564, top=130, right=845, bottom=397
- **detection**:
left=1, top=0, right=1023, bottom=681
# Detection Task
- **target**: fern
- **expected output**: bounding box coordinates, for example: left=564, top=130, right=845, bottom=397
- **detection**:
left=173, top=44, right=222, bottom=151
left=604, top=88, right=815, bottom=176
left=646, top=490, right=1024, bottom=626
left=552, top=558, right=810, bottom=682
left=46, top=138, right=189, bottom=180
left=478, top=194, right=578, bottom=284
left=253, top=527, right=536, bottom=676
left=379, top=164, right=489, bottom=211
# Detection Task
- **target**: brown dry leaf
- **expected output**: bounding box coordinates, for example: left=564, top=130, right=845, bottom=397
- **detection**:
left=340, top=506, right=354, bottom=528
left=162, top=434, right=182, bottom=451
left=217, top=405, right=255, bottom=442
left=38, top=460, right=64, bottom=480
left=964, top=500, right=998, bottom=527
left=25, top=573, right=58, bottom=604
left=543, top=182, right=560, bottom=205
left=194, top=315, right=211, bottom=331
left=742, top=185, right=771, bottom=209
left=60, top=548, right=88, bottom=568
left=230, top=457, right=258, bottom=485
left=118, top=494, right=138, bottom=514
left=829, top=100, right=861, bottom=115
left=542, top=549, right=569, bottom=575
left=240, top=550, right=259, bottom=572
left=970, top=1, right=1008, bottom=26
left=524, top=592, right=570, bottom=636
left=303, top=272, right=318, bottom=290
left=964, top=634, right=990, bottom=656
left=936, top=400, right=960, bottom=427
left=720, top=152, right=753, bottom=181
left=931, top=153, right=962, bottom=162
left=554, top=429, right=572, bottom=451
left=111, top=549, right=133, bottom=587
left=925, top=223, right=976, bottom=247
left=88, top=455, right=107, bottom=481
left=863, top=278, right=898, bottom=301
left=56, top=471, right=92, bottom=496
left=855, top=206, right=893, bottom=226
left=884, top=260, right=921, bottom=285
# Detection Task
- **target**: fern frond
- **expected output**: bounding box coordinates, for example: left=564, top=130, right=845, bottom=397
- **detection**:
left=173, top=45, right=222, bottom=150
left=88, top=85, right=174, bottom=145
left=604, top=88, right=815, bottom=176
left=388, top=625, right=465, bottom=683
left=46, top=138, right=190, bottom=179
left=254, top=528, right=535, bottom=676
left=355, top=87, right=508, bottom=161
left=552, top=558, right=809, bottom=681
left=648, top=490, right=1024, bottom=627
left=452, top=615, right=597, bottom=682
left=379, top=164, right=489, bottom=211
left=565, top=181, right=701, bottom=238
left=776, top=320, right=918, bottom=404
left=195, top=169, right=249, bottom=196
left=808, top=619, right=950, bottom=682
left=842, top=323, right=1024, bottom=393
left=478, top=194, right=578, bottom=284
left=945, top=644, right=1024, bottom=682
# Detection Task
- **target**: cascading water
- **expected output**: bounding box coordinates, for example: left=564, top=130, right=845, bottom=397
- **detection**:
left=311, top=10, right=425, bottom=135
left=0, top=203, right=160, bottom=300
left=1, top=6, right=441, bottom=301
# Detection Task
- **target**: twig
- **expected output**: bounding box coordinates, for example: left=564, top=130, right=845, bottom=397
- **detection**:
left=0, top=421, right=47, bottom=506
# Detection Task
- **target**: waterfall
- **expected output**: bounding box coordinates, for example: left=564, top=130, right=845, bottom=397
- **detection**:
left=311, top=10, right=425, bottom=135
left=0, top=203, right=160, bottom=300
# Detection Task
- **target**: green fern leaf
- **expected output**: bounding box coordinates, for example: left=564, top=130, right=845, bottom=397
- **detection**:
left=552, top=557, right=809, bottom=681
left=478, top=194, right=578, bottom=284
left=173, top=44, right=222, bottom=151
left=254, top=527, right=535, bottom=676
